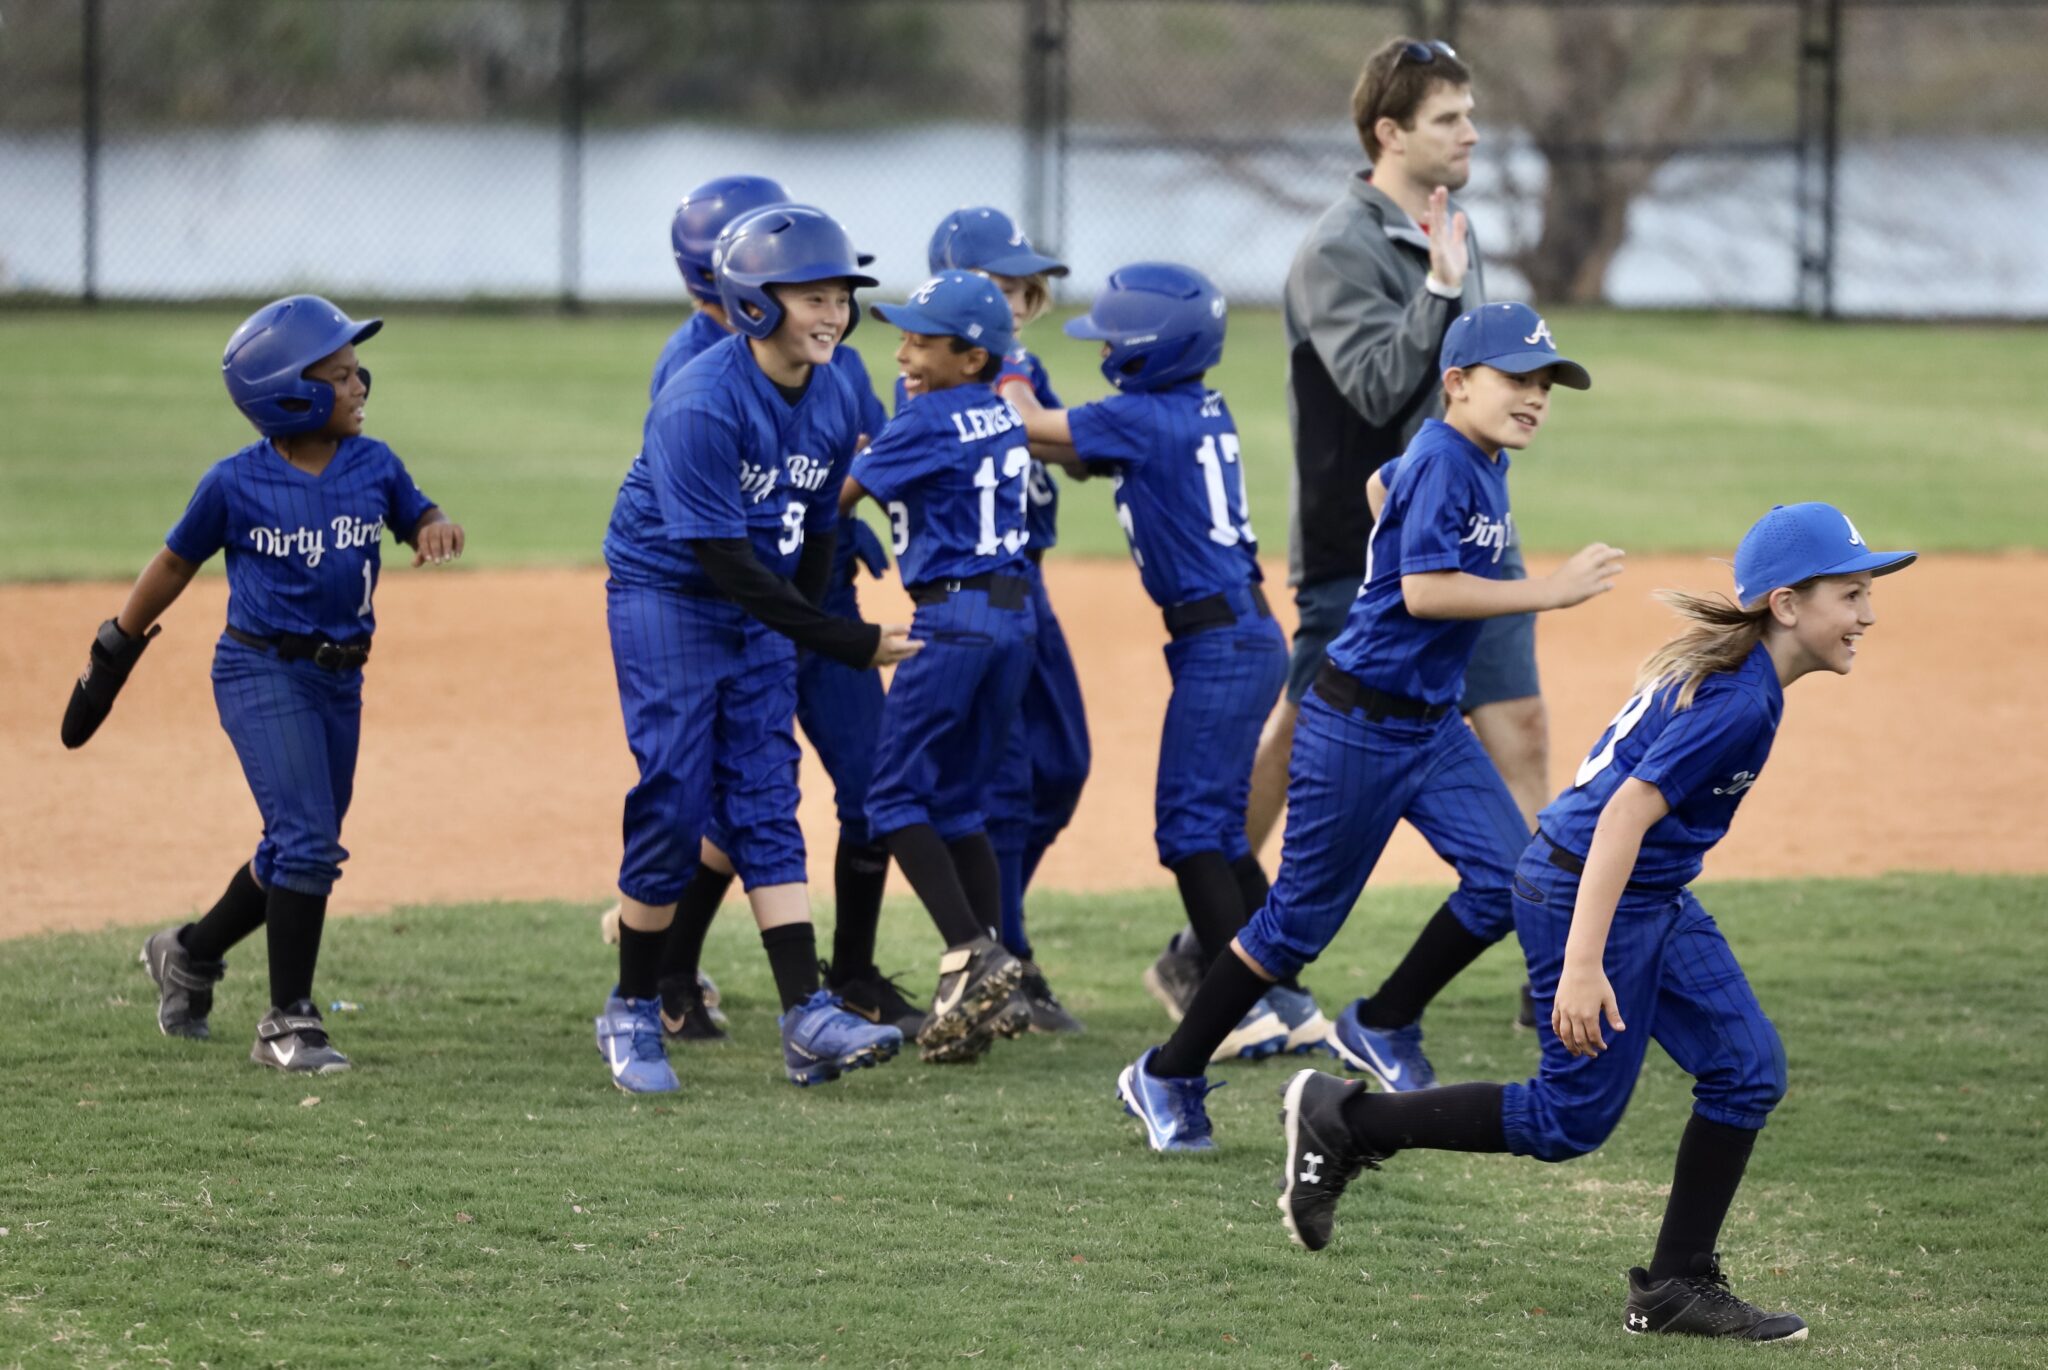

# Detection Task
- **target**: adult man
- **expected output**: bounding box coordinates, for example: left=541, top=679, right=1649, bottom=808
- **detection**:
left=1248, top=38, right=1550, bottom=854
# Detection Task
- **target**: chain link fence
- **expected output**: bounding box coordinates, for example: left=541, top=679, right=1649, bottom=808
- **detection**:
left=1, top=0, right=2042, bottom=314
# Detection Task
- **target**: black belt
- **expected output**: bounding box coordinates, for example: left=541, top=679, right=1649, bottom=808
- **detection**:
left=1311, top=660, right=1449, bottom=722
left=1163, top=584, right=1272, bottom=640
left=226, top=626, right=371, bottom=672
left=908, top=573, right=1031, bottom=610
left=1537, top=831, right=1675, bottom=896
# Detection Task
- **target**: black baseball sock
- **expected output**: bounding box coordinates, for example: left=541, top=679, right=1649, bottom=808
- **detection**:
left=1230, top=853, right=1271, bottom=915
left=181, top=861, right=267, bottom=961
left=618, top=919, right=667, bottom=1001
left=1340, top=1081, right=1508, bottom=1156
left=760, top=923, right=822, bottom=1013
left=1150, top=951, right=1268, bottom=1078
left=885, top=823, right=985, bottom=947
left=1359, top=902, right=1493, bottom=1029
left=828, top=835, right=890, bottom=979
left=658, top=862, right=732, bottom=987
left=947, top=832, right=1003, bottom=936
left=1171, top=851, right=1251, bottom=972
left=1648, top=1116, right=1761, bottom=1280
left=263, top=886, right=327, bottom=1010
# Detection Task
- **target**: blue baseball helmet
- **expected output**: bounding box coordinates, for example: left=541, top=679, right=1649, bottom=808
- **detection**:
left=871, top=270, right=1016, bottom=361
left=714, top=204, right=879, bottom=341
left=222, top=295, right=381, bottom=437
left=1064, top=262, right=1226, bottom=392
left=671, top=174, right=791, bottom=303
left=927, top=206, right=1068, bottom=278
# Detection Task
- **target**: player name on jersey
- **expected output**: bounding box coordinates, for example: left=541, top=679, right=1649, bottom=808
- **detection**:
left=247, top=514, right=387, bottom=567
left=949, top=402, right=1024, bottom=444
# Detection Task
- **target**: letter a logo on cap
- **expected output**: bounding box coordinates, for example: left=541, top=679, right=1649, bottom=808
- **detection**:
left=1842, top=513, right=1865, bottom=547
left=1523, top=318, right=1554, bottom=348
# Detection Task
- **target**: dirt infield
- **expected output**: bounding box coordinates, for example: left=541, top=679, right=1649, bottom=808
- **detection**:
left=3, top=553, right=2038, bottom=939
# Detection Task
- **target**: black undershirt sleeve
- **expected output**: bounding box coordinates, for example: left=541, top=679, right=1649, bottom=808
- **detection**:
left=792, top=529, right=837, bottom=606
left=691, top=537, right=879, bottom=669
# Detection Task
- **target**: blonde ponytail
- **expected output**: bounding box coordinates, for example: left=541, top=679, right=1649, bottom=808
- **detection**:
left=1634, top=590, right=1774, bottom=711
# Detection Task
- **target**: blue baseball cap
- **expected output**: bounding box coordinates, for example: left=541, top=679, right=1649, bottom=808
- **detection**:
left=871, top=270, right=1016, bottom=359
left=927, top=207, right=1069, bottom=278
left=1440, top=302, right=1591, bottom=389
left=1732, top=503, right=1917, bottom=607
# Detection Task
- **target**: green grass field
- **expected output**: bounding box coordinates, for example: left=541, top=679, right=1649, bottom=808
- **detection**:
left=4, top=307, right=2044, bottom=580
left=2, top=878, right=2043, bottom=1367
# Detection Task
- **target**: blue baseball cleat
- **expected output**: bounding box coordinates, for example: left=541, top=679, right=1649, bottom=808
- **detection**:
left=595, top=990, right=680, bottom=1094
left=1265, top=984, right=1337, bottom=1057
left=1117, top=1046, right=1223, bottom=1152
left=779, top=989, right=903, bottom=1086
left=1330, top=997, right=1437, bottom=1092
left=1209, top=993, right=1291, bottom=1063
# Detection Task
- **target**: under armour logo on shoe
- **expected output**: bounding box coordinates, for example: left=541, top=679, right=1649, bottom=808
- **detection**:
left=1299, top=1151, right=1324, bottom=1183
left=1714, top=771, right=1757, bottom=796
left=1627, top=1312, right=1650, bottom=1331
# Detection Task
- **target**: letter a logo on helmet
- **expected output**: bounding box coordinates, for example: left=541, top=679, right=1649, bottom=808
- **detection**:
left=1523, top=317, right=1554, bottom=348
left=1842, top=513, right=1865, bottom=547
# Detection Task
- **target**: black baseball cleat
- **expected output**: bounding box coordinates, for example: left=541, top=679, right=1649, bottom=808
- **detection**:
left=1624, top=1255, right=1809, bottom=1341
left=140, top=924, right=226, bottom=1040
left=1277, top=1068, right=1381, bottom=1252
left=657, top=973, right=730, bottom=1045
left=825, top=961, right=927, bottom=1038
left=916, top=937, right=1027, bottom=1062
left=1142, top=930, right=1203, bottom=1022
left=249, top=1000, right=351, bottom=1074
left=1019, top=961, right=1085, bottom=1034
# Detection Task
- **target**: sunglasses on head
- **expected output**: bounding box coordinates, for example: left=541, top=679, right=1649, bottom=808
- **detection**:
left=1399, top=40, right=1457, bottom=64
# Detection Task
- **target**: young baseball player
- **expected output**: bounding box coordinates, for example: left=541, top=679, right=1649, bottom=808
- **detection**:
left=622, top=174, right=919, bottom=1044
left=598, top=203, right=919, bottom=1093
left=1017, top=262, right=1330, bottom=1061
left=842, top=270, right=1039, bottom=1064
left=69, top=295, right=464, bottom=1073
left=1277, top=503, right=1914, bottom=1343
left=911, top=207, right=1090, bottom=1032
left=1114, top=302, right=1624, bottom=1151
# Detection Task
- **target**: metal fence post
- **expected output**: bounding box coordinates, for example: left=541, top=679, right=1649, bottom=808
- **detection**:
left=560, top=0, right=587, bottom=311
left=1021, top=0, right=1070, bottom=272
left=1794, top=0, right=1843, bottom=318
left=82, top=0, right=102, bottom=303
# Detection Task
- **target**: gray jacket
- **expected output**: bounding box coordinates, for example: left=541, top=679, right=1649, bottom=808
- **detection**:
left=1283, top=173, right=1485, bottom=587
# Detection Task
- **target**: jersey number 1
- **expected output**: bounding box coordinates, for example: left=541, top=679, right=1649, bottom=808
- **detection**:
left=1194, top=434, right=1255, bottom=547
left=357, top=562, right=375, bottom=618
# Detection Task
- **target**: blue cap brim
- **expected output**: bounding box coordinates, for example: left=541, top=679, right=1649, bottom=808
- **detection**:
left=1063, top=315, right=1113, bottom=341
left=781, top=267, right=880, bottom=289
left=977, top=250, right=1069, bottom=278
left=1457, top=350, right=1591, bottom=390
left=871, top=302, right=991, bottom=346
left=1826, top=549, right=1918, bottom=580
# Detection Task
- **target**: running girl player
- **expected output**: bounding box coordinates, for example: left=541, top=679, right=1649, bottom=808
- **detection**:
left=1276, top=501, right=1914, bottom=1343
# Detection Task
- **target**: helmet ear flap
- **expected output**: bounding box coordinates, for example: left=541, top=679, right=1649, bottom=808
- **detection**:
left=357, top=365, right=372, bottom=402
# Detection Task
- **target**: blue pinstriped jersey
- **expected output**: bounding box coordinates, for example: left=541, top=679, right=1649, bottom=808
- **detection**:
left=648, top=311, right=729, bottom=401
left=1065, top=381, right=1261, bottom=608
left=999, top=348, right=1063, bottom=552
left=1540, top=643, right=1784, bottom=887
left=651, top=317, right=889, bottom=588
left=851, top=382, right=1032, bottom=589
left=604, top=333, right=862, bottom=592
left=1326, top=420, right=1514, bottom=707
left=165, top=435, right=435, bottom=642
